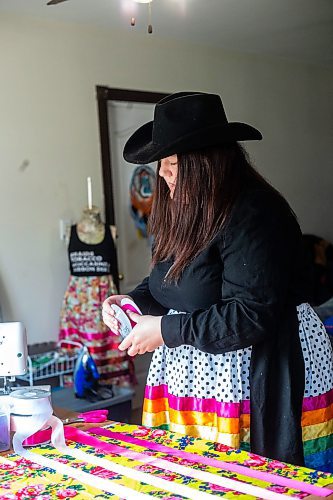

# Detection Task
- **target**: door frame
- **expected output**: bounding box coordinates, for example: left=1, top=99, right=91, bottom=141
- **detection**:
left=96, top=86, right=167, bottom=225
left=96, top=86, right=168, bottom=288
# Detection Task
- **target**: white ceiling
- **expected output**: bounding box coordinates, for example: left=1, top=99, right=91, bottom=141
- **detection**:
left=1, top=0, right=332, bottom=65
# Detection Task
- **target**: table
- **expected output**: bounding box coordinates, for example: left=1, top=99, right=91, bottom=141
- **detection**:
left=0, top=420, right=332, bottom=499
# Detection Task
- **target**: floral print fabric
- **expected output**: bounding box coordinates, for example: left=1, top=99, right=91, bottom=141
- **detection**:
left=59, top=275, right=133, bottom=387
left=0, top=422, right=332, bottom=499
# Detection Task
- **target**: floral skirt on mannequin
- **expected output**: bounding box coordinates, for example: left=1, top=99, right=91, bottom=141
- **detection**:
left=59, top=275, right=134, bottom=386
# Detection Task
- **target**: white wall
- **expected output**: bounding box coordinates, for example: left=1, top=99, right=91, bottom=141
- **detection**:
left=0, top=12, right=332, bottom=344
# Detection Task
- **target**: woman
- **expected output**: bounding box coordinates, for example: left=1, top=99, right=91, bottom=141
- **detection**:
left=102, top=92, right=333, bottom=472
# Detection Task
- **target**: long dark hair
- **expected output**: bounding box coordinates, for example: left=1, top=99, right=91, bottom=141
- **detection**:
left=149, top=142, right=286, bottom=282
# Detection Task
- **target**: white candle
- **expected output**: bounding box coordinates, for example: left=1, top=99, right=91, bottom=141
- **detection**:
left=87, top=177, right=92, bottom=209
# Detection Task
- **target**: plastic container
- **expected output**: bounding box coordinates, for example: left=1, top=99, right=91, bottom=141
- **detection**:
left=0, top=404, right=10, bottom=452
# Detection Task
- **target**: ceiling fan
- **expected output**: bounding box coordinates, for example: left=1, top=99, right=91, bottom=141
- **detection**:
left=47, top=0, right=153, bottom=3
left=47, top=0, right=69, bottom=4
left=46, top=0, right=154, bottom=33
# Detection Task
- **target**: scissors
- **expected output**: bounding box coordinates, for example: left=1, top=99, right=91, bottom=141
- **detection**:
left=62, top=409, right=109, bottom=424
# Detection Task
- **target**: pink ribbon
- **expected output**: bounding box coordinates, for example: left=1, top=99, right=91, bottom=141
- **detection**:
left=145, top=384, right=333, bottom=413
left=302, top=388, right=333, bottom=412
left=145, top=384, right=250, bottom=416
left=64, top=427, right=286, bottom=500
left=87, top=427, right=333, bottom=497
left=22, top=426, right=51, bottom=447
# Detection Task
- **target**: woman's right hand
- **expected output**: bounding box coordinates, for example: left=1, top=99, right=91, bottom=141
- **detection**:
left=102, top=294, right=132, bottom=334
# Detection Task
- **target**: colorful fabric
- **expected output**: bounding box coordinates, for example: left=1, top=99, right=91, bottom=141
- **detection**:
left=129, top=164, right=156, bottom=239
left=143, top=304, right=333, bottom=472
left=1, top=422, right=333, bottom=499
left=59, top=275, right=133, bottom=387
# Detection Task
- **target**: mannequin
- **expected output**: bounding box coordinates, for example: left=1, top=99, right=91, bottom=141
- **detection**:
left=66, top=207, right=117, bottom=247
left=59, top=204, right=133, bottom=388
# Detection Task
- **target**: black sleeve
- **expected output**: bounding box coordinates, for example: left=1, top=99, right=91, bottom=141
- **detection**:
left=161, top=191, right=300, bottom=354
left=128, top=277, right=169, bottom=316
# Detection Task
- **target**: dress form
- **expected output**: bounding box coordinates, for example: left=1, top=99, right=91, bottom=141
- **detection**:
left=60, top=205, right=132, bottom=387
left=65, top=207, right=117, bottom=245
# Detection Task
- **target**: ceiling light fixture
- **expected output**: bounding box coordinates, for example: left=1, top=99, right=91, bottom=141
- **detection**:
left=131, top=0, right=154, bottom=34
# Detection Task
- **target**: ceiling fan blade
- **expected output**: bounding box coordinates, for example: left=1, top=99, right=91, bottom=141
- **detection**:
left=47, top=0, right=70, bottom=5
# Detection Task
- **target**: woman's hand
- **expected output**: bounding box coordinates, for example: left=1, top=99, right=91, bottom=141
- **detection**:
left=102, top=294, right=132, bottom=334
left=119, top=311, right=164, bottom=356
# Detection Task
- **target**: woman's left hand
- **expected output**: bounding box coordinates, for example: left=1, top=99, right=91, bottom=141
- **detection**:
left=118, top=312, right=164, bottom=356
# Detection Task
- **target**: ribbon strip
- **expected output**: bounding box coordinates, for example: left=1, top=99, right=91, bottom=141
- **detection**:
left=88, top=427, right=333, bottom=498
left=12, top=414, right=151, bottom=499
left=14, top=441, right=149, bottom=499
left=65, top=426, right=292, bottom=500
left=12, top=409, right=226, bottom=499
left=49, top=416, right=232, bottom=500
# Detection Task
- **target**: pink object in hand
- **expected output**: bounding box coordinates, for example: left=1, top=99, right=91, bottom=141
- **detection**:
left=111, top=299, right=142, bottom=338
left=120, top=298, right=142, bottom=328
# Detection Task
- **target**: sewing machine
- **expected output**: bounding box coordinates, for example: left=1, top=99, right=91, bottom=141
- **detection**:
left=0, top=323, right=117, bottom=409
left=0, top=322, right=28, bottom=395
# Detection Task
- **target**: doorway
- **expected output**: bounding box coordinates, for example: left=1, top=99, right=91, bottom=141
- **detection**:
left=96, top=86, right=167, bottom=291
left=96, top=86, right=168, bottom=410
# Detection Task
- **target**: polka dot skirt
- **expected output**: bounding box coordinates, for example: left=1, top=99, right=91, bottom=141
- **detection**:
left=297, top=303, right=333, bottom=397
left=147, top=318, right=252, bottom=403
left=142, top=303, right=333, bottom=471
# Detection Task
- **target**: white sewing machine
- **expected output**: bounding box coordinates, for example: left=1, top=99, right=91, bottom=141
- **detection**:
left=0, top=322, right=28, bottom=394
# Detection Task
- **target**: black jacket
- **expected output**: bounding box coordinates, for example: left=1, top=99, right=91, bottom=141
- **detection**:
left=129, top=185, right=310, bottom=465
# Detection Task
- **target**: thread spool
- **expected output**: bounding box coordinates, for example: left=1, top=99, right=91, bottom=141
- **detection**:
left=10, top=388, right=52, bottom=446
left=10, top=388, right=51, bottom=415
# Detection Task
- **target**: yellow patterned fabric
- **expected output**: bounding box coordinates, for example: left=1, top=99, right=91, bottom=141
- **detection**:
left=0, top=422, right=332, bottom=499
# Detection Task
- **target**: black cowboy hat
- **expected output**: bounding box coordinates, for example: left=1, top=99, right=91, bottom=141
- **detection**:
left=123, top=91, right=262, bottom=164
